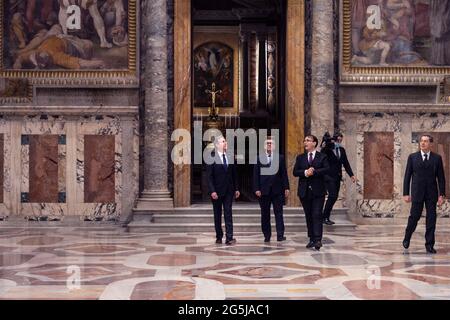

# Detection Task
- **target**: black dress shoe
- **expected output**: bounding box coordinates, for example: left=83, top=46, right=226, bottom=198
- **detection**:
left=323, top=218, right=335, bottom=225
left=225, top=238, right=236, bottom=245
left=425, top=245, right=437, bottom=254
left=306, top=241, right=315, bottom=248
left=314, top=241, right=323, bottom=250
left=277, top=236, right=286, bottom=242
left=215, top=239, right=222, bottom=244
left=264, top=238, right=270, bottom=243
left=402, top=239, right=410, bottom=249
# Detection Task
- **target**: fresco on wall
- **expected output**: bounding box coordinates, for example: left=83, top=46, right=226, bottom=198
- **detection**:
left=2, top=0, right=130, bottom=70
left=350, top=0, right=450, bottom=67
left=193, top=41, right=234, bottom=108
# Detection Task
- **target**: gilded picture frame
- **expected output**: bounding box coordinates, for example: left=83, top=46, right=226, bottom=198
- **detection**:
left=341, top=0, right=450, bottom=84
left=0, top=0, right=137, bottom=86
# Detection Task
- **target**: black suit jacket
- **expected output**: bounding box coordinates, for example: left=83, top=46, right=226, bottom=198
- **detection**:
left=293, top=151, right=330, bottom=198
left=323, top=146, right=354, bottom=181
left=403, top=151, right=446, bottom=202
left=253, top=154, right=290, bottom=196
left=206, top=153, right=239, bottom=197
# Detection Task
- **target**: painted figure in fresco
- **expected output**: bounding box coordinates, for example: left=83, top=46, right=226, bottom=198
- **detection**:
left=352, top=18, right=391, bottom=66
left=381, top=0, right=423, bottom=64
left=403, top=134, right=446, bottom=254
left=58, top=0, right=112, bottom=48
left=26, top=0, right=55, bottom=33
left=194, top=42, right=233, bottom=108
left=13, top=33, right=105, bottom=69
left=351, top=0, right=381, bottom=55
left=429, top=0, right=450, bottom=65
left=100, top=0, right=128, bottom=47
left=385, top=0, right=411, bottom=30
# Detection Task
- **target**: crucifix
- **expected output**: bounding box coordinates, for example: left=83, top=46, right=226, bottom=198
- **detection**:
left=205, top=82, right=222, bottom=120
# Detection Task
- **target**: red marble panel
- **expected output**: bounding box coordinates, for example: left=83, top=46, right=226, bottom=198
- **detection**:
left=0, top=134, right=3, bottom=203
left=29, top=135, right=59, bottom=203
left=147, top=253, right=196, bottom=266
left=130, top=281, right=195, bottom=300
left=84, top=135, right=115, bottom=203
left=364, top=132, right=394, bottom=199
left=427, top=133, right=450, bottom=197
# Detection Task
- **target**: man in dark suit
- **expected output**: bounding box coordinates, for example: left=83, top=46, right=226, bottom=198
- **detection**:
left=206, top=136, right=240, bottom=245
left=253, top=137, right=290, bottom=243
left=321, top=133, right=357, bottom=225
left=293, top=134, right=330, bottom=250
left=403, top=134, right=446, bottom=254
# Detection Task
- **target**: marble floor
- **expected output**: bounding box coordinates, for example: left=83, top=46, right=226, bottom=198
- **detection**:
left=1, top=224, right=450, bottom=300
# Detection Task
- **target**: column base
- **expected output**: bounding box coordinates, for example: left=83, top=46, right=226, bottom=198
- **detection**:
left=135, top=190, right=174, bottom=210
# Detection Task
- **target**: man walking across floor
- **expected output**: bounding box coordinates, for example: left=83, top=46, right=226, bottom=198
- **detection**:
left=293, top=135, right=330, bottom=250
left=403, top=134, right=446, bottom=254
left=321, top=132, right=357, bottom=225
left=253, top=137, right=290, bottom=243
left=206, top=136, right=240, bottom=245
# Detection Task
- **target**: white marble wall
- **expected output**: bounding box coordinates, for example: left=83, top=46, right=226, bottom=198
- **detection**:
left=0, top=115, right=139, bottom=222
left=341, top=108, right=450, bottom=223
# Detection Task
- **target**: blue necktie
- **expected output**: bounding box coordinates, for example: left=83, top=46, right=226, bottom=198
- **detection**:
left=222, top=153, right=228, bottom=171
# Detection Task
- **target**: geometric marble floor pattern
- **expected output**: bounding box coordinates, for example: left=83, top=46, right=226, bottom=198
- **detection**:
left=1, top=224, right=450, bottom=300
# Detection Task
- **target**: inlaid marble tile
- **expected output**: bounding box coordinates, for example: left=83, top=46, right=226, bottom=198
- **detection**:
left=343, top=280, right=420, bottom=300
left=130, top=280, right=196, bottom=300
left=147, top=254, right=197, bottom=266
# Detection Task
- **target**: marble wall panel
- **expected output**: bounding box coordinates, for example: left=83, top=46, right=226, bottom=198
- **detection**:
left=352, top=114, right=402, bottom=218
left=342, top=110, right=450, bottom=221
left=0, top=134, right=3, bottom=204
left=20, top=118, right=67, bottom=219
left=76, top=117, right=122, bottom=221
left=28, top=135, right=59, bottom=203
left=0, top=114, right=136, bottom=220
left=84, top=135, right=115, bottom=203
left=363, top=132, right=394, bottom=199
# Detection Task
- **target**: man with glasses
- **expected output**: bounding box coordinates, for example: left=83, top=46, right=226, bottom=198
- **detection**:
left=293, top=135, right=330, bottom=250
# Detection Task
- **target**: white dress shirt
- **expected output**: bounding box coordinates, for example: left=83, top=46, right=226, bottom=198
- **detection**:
left=421, top=150, right=430, bottom=161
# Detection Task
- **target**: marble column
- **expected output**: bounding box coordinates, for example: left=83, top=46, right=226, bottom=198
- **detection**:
left=137, top=0, right=173, bottom=209
left=285, top=0, right=305, bottom=207
left=310, top=0, right=334, bottom=137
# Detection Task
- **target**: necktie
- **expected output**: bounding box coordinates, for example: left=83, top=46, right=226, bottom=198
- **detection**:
left=335, top=147, right=340, bottom=159
left=222, top=153, right=228, bottom=170
left=424, top=154, right=428, bottom=162
left=308, top=152, right=313, bottom=165
left=268, top=154, right=271, bottom=165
